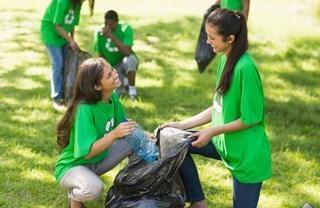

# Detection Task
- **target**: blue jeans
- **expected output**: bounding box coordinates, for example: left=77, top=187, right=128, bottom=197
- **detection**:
left=179, top=142, right=262, bottom=208
left=45, top=44, right=67, bottom=101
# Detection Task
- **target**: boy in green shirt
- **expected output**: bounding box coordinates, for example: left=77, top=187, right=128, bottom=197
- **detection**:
left=94, top=10, right=139, bottom=100
left=162, top=9, right=271, bottom=208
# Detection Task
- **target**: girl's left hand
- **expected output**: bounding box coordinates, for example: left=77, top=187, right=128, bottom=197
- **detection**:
left=191, top=128, right=220, bottom=148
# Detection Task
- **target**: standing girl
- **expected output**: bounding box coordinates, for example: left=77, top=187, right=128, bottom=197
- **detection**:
left=55, top=58, right=136, bottom=208
left=40, top=0, right=93, bottom=109
left=162, top=8, right=271, bottom=208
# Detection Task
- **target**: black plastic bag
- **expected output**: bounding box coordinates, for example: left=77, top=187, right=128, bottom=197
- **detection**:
left=105, top=128, right=194, bottom=208
left=195, top=4, right=220, bottom=73
left=63, top=48, right=91, bottom=105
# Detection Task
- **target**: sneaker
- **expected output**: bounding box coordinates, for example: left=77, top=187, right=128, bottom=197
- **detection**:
left=303, top=203, right=313, bottom=208
left=128, top=86, right=137, bottom=100
left=52, top=99, right=66, bottom=112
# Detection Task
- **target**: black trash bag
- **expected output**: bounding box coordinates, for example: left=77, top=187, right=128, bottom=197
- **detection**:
left=105, top=127, right=194, bottom=208
left=195, top=4, right=220, bottom=73
left=63, top=48, right=91, bottom=105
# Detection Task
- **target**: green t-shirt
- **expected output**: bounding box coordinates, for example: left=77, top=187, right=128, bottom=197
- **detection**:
left=41, top=0, right=82, bottom=46
left=220, top=0, right=243, bottom=11
left=211, top=52, right=272, bottom=183
left=94, top=22, right=134, bottom=67
left=55, top=92, right=126, bottom=181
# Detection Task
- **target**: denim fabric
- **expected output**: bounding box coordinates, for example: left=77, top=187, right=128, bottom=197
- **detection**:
left=45, top=44, right=67, bottom=101
left=233, top=177, right=262, bottom=208
left=179, top=141, right=221, bottom=202
left=180, top=141, right=262, bottom=208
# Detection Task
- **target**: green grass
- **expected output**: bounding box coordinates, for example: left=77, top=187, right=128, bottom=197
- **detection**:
left=0, top=0, right=320, bottom=207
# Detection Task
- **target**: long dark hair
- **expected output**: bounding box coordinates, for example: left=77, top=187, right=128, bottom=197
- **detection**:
left=56, top=58, right=108, bottom=148
left=206, top=8, right=248, bottom=95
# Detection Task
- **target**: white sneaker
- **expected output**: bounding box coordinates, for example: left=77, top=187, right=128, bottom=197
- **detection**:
left=128, top=86, right=137, bottom=100
left=52, top=100, right=66, bottom=112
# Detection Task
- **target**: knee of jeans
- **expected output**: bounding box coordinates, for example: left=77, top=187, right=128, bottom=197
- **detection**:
left=82, top=180, right=104, bottom=200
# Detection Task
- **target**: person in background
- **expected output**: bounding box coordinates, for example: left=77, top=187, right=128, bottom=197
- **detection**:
left=40, top=0, right=94, bottom=111
left=214, top=0, right=250, bottom=20
left=162, top=8, right=271, bottom=208
left=94, top=10, right=138, bottom=100
left=55, top=58, right=136, bottom=208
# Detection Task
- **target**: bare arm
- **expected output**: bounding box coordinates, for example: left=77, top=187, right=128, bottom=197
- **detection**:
left=109, top=34, right=132, bottom=56
left=103, top=26, right=132, bottom=56
left=85, top=121, right=136, bottom=159
left=191, top=118, right=250, bottom=148
left=161, top=107, right=212, bottom=130
left=55, top=25, right=79, bottom=50
left=242, top=0, right=250, bottom=21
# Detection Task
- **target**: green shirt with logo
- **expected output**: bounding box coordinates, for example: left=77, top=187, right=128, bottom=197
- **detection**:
left=41, top=0, right=82, bottom=46
left=94, top=22, right=134, bottom=67
left=220, top=0, right=242, bottom=11
left=55, top=92, right=126, bottom=181
left=212, top=52, right=272, bottom=183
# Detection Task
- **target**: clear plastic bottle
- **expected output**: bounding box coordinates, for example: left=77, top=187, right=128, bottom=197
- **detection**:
left=124, top=125, right=159, bottom=163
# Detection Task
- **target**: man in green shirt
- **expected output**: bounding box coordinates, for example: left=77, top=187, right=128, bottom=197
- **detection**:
left=94, top=10, right=138, bottom=100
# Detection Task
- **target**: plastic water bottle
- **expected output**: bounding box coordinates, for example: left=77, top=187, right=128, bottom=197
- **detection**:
left=124, top=125, right=159, bottom=163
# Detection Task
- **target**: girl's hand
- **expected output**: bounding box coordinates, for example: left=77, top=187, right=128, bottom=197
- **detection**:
left=111, top=121, right=136, bottom=139
left=160, top=121, right=182, bottom=130
left=191, top=128, right=220, bottom=148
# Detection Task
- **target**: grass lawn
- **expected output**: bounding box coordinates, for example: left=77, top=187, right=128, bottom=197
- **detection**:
left=0, top=0, right=319, bottom=207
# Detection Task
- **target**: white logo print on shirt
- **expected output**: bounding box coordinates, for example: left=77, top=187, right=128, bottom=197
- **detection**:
left=105, top=118, right=115, bottom=133
left=105, top=38, right=119, bottom=52
left=64, top=9, right=75, bottom=25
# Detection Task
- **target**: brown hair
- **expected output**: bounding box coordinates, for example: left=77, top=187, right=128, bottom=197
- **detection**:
left=206, top=8, right=248, bottom=95
left=56, top=58, right=109, bottom=148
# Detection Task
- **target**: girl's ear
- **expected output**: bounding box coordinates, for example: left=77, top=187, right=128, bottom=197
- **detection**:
left=227, top=35, right=235, bottom=44
left=94, top=84, right=101, bottom=91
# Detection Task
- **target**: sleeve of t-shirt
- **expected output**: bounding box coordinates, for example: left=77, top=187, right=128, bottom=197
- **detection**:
left=53, top=0, right=67, bottom=25
left=73, top=104, right=98, bottom=158
left=239, top=63, right=264, bottom=126
left=111, top=92, right=127, bottom=126
left=122, top=25, right=134, bottom=46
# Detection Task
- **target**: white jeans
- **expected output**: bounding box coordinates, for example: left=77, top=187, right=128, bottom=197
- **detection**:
left=59, top=139, right=132, bottom=202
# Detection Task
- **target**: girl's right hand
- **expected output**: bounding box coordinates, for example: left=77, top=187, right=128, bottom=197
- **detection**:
left=111, top=121, right=136, bottom=139
left=160, top=121, right=182, bottom=130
